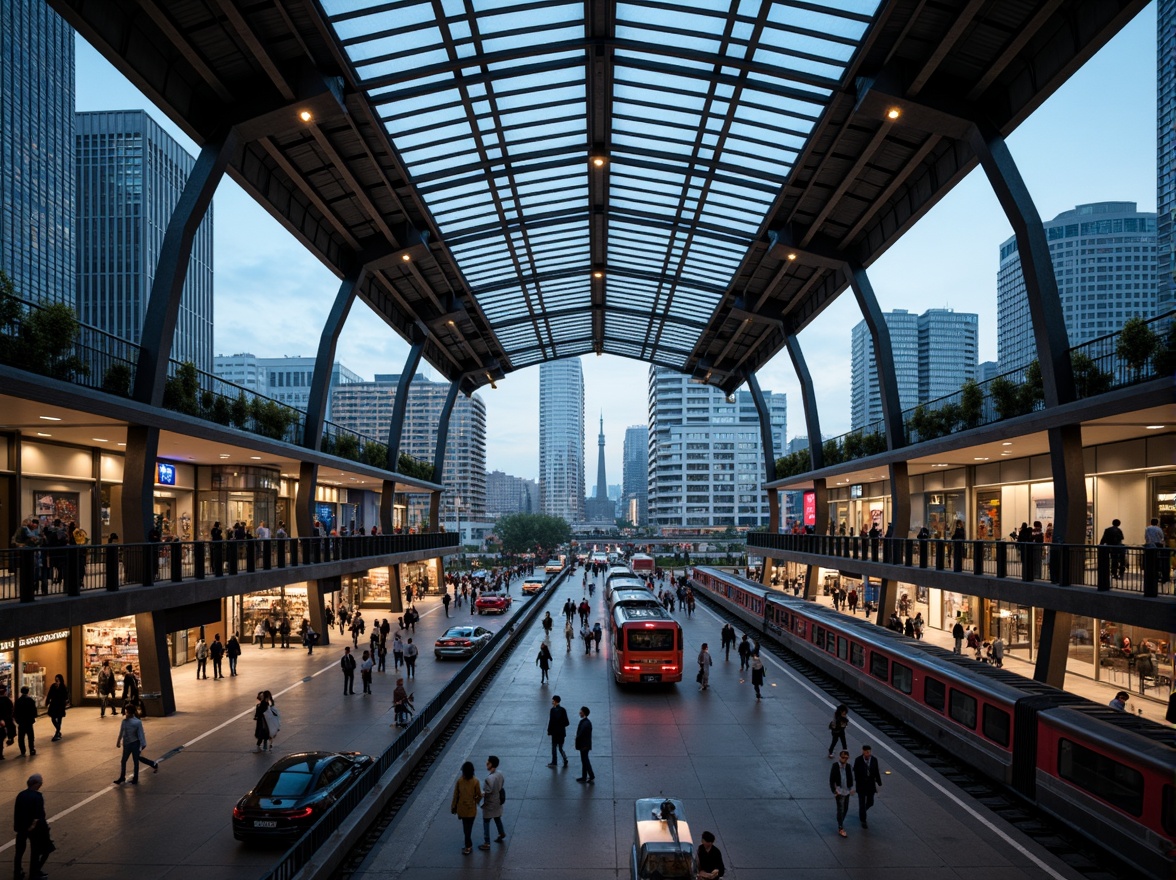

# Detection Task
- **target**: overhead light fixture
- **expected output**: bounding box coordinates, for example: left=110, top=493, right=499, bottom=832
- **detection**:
left=116, top=442, right=126, bottom=447
left=1001, top=442, right=1013, bottom=446
left=447, top=319, right=455, bottom=326
left=591, top=155, right=606, bottom=168
left=401, top=253, right=411, bottom=262
left=299, top=110, right=313, bottom=123
left=39, top=416, right=61, bottom=421
left=219, top=454, right=231, bottom=459
left=592, top=270, right=603, bottom=279
left=1146, top=425, right=1165, bottom=430
left=92, top=438, right=109, bottom=443
left=974, top=456, right=989, bottom=461
left=35, top=432, right=51, bottom=437
left=786, top=253, right=797, bottom=261
left=886, top=107, right=901, bottom=120
left=486, top=372, right=497, bottom=390
left=250, top=456, right=262, bottom=460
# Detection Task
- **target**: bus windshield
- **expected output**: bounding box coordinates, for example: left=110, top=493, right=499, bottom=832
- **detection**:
left=627, top=628, right=675, bottom=651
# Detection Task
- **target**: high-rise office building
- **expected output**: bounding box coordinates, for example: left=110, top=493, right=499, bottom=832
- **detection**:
left=485, top=470, right=537, bottom=518
left=622, top=425, right=649, bottom=526
left=213, top=353, right=364, bottom=415
left=647, top=367, right=786, bottom=531
left=850, top=308, right=977, bottom=431
left=0, top=1, right=74, bottom=305
left=329, top=375, right=487, bottom=522
left=538, top=359, right=585, bottom=523
left=76, top=110, right=214, bottom=371
left=1159, top=0, right=1175, bottom=311
left=997, top=202, right=1159, bottom=372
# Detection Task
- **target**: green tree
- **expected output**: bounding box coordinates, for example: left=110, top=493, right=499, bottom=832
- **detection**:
left=230, top=391, right=250, bottom=429
left=163, top=361, right=200, bottom=416
left=495, top=513, right=571, bottom=554
left=102, top=363, right=133, bottom=397
left=1071, top=352, right=1112, bottom=398
left=1153, top=321, right=1176, bottom=377
left=959, top=380, right=983, bottom=429
left=1116, top=315, right=1159, bottom=379
left=334, top=432, right=360, bottom=461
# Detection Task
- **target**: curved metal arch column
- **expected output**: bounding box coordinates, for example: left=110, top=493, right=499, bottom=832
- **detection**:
left=426, top=380, right=462, bottom=536
left=380, top=332, right=426, bottom=535
left=846, top=264, right=910, bottom=624
left=122, top=133, right=238, bottom=546
left=785, top=332, right=829, bottom=600
left=969, top=122, right=1084, bottom=688
left=744, top=372, right=780, bottom=587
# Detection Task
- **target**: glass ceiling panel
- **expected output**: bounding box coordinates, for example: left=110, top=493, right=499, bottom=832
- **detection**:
left=324, top=0, right=880, bottom=370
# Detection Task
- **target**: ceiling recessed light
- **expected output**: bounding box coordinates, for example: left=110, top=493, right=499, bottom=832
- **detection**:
left=974, top=456, right=989, bottom=461
left=39, top=416, right=61, bottom=421
left=92, top=438, right=109, bottom=443
left=250, top=456, right=262, bottom=460
left=786, top=252, right=797, bottom=261
left=1146, top=425, right=1165, bottom=430
left=1001, top=442, right=1013, bottom=446
left=591, top=155, right=606, bottom=168
left=299, top=110, right=312, bottom=123
left=592, top=271, right=603, bottom=279
left=116, top=442, right=126, bottom=447
left=219, top=454, right=231, bottom=459
left=1000, top=452, right=1011, bottom=456
left=886, top=107, right=901, bottom=120
left=400, top=253, right=411, bottom=262
left=35, top=432, right=51, bottom=437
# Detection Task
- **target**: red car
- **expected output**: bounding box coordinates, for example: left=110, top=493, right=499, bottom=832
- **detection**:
left=475, top=590, right=512, bottom=615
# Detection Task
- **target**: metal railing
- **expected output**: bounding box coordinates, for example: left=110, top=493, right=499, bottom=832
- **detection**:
left=0, top=533, right=458, bottom=603
left=747, top=532, right=1175, bottom=598
left=259, top=564, right=570, bottom=880
left=779, top=310, right=1175, bottom=476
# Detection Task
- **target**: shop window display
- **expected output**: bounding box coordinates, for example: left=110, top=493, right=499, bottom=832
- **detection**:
left=83, top=618, right=139, bottom=698
left=242, top=587, right=308, bottom=636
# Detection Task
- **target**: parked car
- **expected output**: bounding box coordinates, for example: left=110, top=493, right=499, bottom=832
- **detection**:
left=522, top=576, right=547, bottom=595
left=630, top=797, right=696, bottom=880
left=232, top=751, right=372, bottom=842
left=434, top=625, right=493, bottom=659
left=475, top=590, right=512, bottom=614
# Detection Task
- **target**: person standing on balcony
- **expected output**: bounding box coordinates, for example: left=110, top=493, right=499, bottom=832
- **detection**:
left=1145, top=518, right=1171, bottom=585
left=1099, top=519, right=1127, bottom=580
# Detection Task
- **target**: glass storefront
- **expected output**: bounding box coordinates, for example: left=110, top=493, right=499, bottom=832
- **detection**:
left=925, top=491, right=965, bottom=539
left=0, top=642, right=13, bottom=694
left=82, top=617, right=139, bottom=698
left=19, top=630, right=69, bottom=709
left=242, top=586, right=308, bottom=636
left=197, top=465, right=279, bottom=539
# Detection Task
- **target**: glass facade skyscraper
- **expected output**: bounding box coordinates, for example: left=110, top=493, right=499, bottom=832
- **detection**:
left=996, top=202, right=1158, bottom=372
left=623, top=424, right=649, bottom=526
left=76, top=110, right=214, bottom=372
left=851, top=308, right=977, bottom=431
left=538, top=359, right=585, bottom=523
left=0, top=1, right=74, bottom=305
left=1159, top=0, right=1175, bottom=311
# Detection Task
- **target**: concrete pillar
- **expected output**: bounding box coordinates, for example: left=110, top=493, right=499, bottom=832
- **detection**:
left=134, top=610, right=175, bottom=716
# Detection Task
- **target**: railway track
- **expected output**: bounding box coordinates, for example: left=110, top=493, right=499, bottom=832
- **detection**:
left=696, top=591, right=1130, bottom=880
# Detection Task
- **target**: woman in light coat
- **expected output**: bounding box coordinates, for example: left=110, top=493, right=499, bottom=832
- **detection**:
left=450, top=760, right=482, bottom=855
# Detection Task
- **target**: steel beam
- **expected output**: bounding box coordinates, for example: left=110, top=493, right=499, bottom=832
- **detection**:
left=785, top=331, right=824, bottom=471
left=427, top=381, right=461, bottom=532
left=847, top=264, right=906, bottom=451
left=386, top=334, right=427, bottom=472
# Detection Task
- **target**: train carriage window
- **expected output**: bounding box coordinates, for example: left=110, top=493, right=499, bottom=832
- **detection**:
left=837, top=637, right=848, bottom=661
left=813, top=625, right=824, bottom=646
left=1163, top=785, right=1176, bottom=838
left=948, top=690, right=977, bottom=729
left=924, top=677, right=945, bottom=711
left=982, top=705, right=1010, bottom=747
left=850, top=643, right=864, bottom=668
left=869, top=652, right=889, bottom=681
left=796, top=620, right=807, bottom=639
left=1058, top=739, right=1144, bottom=817
left=826, top=631, right=837, bottom=653
left=890, top=662, right=913, bottom=694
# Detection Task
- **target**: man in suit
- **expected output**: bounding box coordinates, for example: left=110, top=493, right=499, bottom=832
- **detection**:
left=340, top=647, right=357, bottom=695
left=12, top=688, right=37, bottom=756
left=546, top=695, right=570, bottom=767
left=13, top=773, right=49, bottom=879
left=852, top=744, right=882, bottom=828
left=574, top=706, right=594, bottom=783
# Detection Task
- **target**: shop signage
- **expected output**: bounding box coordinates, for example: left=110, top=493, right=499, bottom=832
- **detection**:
left=850, top=484, right=862, bottom=498
left=157, top=462, right=177, bottom=485
left=0, top=639, right=13, bottom=652
left=18, top=630, right=70, bottom=648
left=803, top=490, right=816, bottom=527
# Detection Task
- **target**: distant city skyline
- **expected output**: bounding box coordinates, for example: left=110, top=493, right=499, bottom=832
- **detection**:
left=68, top=7, right=1159, bottom=486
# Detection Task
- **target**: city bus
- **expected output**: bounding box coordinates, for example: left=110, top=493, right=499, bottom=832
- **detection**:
left=611, top=603, right=683, bottom=684
left=630, top=553, right=655, bottom=576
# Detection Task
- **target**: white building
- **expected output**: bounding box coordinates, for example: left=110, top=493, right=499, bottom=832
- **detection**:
left=647, top=367, right=786, bottom=531
left=538, top=359, right=585, bottom=523
left=213, top=354, right=364, bottom=415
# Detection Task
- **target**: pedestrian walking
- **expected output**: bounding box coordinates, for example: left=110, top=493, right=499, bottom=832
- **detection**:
left=209, top=634, right=226, bottom=679
left=737, top=634, right=751, bottom=671
left=376, top=642, right=388, bottom=672
left=581, top=623, right=593, bottom=655
left=226, top=633, right=242, bottom=675
left=392, top=678, right=412, bottom=727
left=254, top=620, right=266, bottom=648
left=479, top=756, right=506, bottom=849
left=564, top=619, right=574, bottom=653
left=404, top=638, right=419, bottom=678
left=97, top=659, right=117, bottom=717
left=697, top=643, right=713, bottom=690
left=121, top=664, right=140, bottom=716
left=546, top=695, right=569, bottom=767
left=113, top=705, right=158, bottom=784
left=13, top=773, right=50, bottom=880
left=194, top=637, right=209, bottom=679
left=340, top=646, right=357, bottom=695
left=360, top=650, right=374, bottom=695
left=536, top=643, right=553, bottom=683
left=304, top=624, right=319, bottom=655
left=280, top=617, right=292, bottom=648
left=720, top=623, right=735, bottom=660
left=574, top=706, right=595, bottom=782
left=392, top=632, right=404, bottom=670
left=829, top=750, right=855, bottom=838
left=990, top=634, right=1005, bottom=667
left=252, top=691, right=277, bottom=752
left=826, top=704, right=849, bottom=757
left=852, top=745, right=882, bottom=828
left=451, top=761, right=482, bottom=855
left=45, top=674, right=68, bottom=741
left=592, top=621, right=603, bottom=653
left=14, top=686, right=37, bottom=756
left=442, top=591, right=451, bottom=617
left=847, top=588, right=858, bottom=614
left=542, top=612, right=553, bottom=640
left=951, top=620, right=965, bottom=654
left=0, top=684, right=14, bottom=760
left=750, top=653, right=765, bottom=699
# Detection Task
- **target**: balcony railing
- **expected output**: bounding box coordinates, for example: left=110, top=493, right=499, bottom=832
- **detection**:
left=0, top=293, right=433, bottom=478
left=748, top=532, right=1174, bottom=598
left=776, top=310, right=1176, bottom=477
left=0, top=533, right=458, bottom=604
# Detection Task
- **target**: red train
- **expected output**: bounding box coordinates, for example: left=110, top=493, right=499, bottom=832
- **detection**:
left=690, top=566, right=1176, bottom=880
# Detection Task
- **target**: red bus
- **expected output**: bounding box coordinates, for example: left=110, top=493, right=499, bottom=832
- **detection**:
left=611, top=604, right=683, bottom=684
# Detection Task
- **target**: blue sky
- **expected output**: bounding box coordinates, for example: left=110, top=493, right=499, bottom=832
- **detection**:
left=74, top=4, right=1158, bottom=486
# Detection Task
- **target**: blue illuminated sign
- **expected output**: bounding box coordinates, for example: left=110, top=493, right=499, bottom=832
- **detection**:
left=156, top=462, right=176, bottom=486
